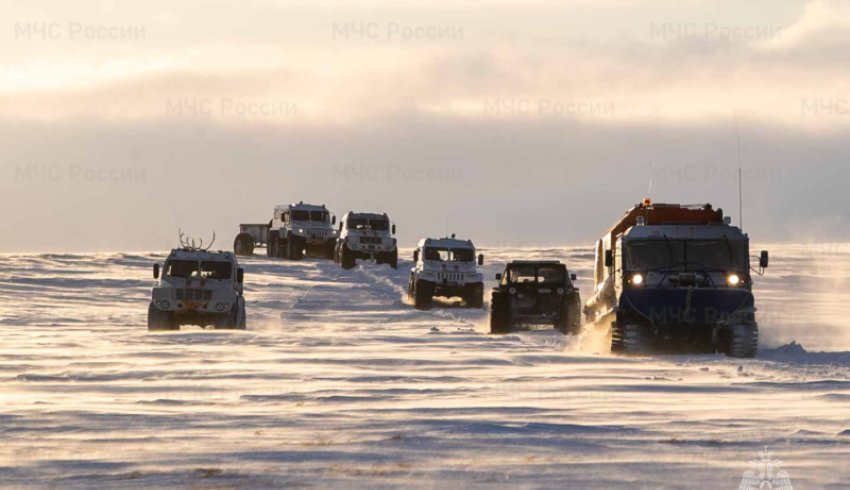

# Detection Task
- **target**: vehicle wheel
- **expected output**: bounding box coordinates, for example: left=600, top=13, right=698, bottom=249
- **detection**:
left=215, top=304, right=240, bottom=330
left=147, top=302, right=177, bottom=331
left=387, top=249, right=398, bottom=269
left=723, top=324, right=758, bottom=358
left=340, top=243, right=356, bottom=269
left=233, top=232, right=255, bottom=256
left=287, top=235, right=304, bottom=260
left=237, top=301, right=247, bottom=330
left=407, top=274, right=416, bottom=302
left=413, top=280, right=433, bottom=310
left=611, top=322, right=648, bottom=355
left=465, top=283, right=484, bottom=308
left=489, top=293, right=511, bottom=333
left=557, top=294, right=581, bottom=335
left=267, top=232, right=279, bottom=258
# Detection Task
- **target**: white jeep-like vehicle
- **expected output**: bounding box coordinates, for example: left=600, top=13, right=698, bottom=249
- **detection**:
left=335, top=212, right=398, bottom=269
left=267, top=202, right=338, bottom=260
left=407, top=236, right=485, bottom=309
left=148, top=247, right=246, bottom=331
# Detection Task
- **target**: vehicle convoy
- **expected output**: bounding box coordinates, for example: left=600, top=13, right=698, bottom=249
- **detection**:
left=407, top=236, right=485, bottom=309
left=583, top=199, right=769, bottom=357
left=489, top=261, right=581, bottom=335
left=148, top=240, right=246, bottom=331
left=335, top=212, right=398, bottom=269
left=233, top=202, right=338, bottom=260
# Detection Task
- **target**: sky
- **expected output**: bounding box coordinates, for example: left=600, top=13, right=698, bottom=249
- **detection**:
left=1, top=0, right=849, bottom=251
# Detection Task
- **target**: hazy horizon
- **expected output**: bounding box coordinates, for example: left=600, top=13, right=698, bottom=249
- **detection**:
left=3, top=0, right=850, bottom=251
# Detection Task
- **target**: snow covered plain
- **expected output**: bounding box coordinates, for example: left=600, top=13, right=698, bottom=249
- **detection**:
left=0, top=245, right=848, bottom=488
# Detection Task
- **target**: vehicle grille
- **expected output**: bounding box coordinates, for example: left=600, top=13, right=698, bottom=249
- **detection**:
left=359, top=236, right=381, bottom=244
left=175, top=289, right=212, bottom=301
left=307, top=230, right=328, bottom=239
left=439, top=272, right=464, bottom=282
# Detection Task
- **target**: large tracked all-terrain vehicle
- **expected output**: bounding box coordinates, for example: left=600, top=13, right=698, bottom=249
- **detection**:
left=584, top=199, right=768, bottom=357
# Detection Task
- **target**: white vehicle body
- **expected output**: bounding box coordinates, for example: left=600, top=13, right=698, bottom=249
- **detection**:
left=148, top=248, right=246, bottom=330
left=267, top=202, right=338, bottom=260
left=408, top=237, right=485, bottom=308
left=336, top=212, right=398, bottom=269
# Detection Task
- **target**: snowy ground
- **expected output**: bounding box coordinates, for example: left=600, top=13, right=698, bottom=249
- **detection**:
left=0, top=245, right=848, bottom=488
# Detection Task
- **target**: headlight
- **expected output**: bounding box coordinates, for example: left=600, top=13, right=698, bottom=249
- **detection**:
left=298, top=228, right=304, bottom=234
left=158, top=300, right=170, bottom=309
left=630, top=273, right=644, bottom=286
left=508, top=287, right=516, bottom=295
left=556, top=287, right=565, bottom=295
left=727, top=273, right=741, bottom=286
left=216, top=302, right=225, bottom=311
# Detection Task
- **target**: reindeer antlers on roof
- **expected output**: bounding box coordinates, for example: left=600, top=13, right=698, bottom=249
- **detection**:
left=178, top=229, right=216, bottom=251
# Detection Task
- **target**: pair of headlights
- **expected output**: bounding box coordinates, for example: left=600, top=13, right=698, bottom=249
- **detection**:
left=628, top=273, right=743, bottom=287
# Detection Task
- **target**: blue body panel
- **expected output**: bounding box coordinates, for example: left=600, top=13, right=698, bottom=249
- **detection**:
left=620, top=288, right=755, bottom=328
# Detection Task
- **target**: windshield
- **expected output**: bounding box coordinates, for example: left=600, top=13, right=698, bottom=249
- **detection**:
left=625, top=239, right=748, bottom=271
left=310, top=211, right=329, bottom=223
left=369, top=219, right=389, bottom=231
left=200, top=261, right=231, bottom=280
left=166, top=260, right=232, bottom=279
left=291, top=210, right=309, bottom=221
left=166, top=260, right=197, bottom=278
left=347, top=218, right=388, bottom=231
left=422, top=247, right=475, bottom=262
left=507, top=265, right=565, bottom=284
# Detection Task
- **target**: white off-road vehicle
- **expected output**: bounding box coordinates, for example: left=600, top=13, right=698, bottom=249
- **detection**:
left=407, top=236, right=485, bottom=309
left=148, top=247, right=246, bottom=331
left=335, top=212, right=398, bottom=269
left=266, top=202, right=338, bottom=260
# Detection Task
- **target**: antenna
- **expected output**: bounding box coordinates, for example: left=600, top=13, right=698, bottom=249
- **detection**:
left=647, top=162, right=654, bottom=197
left=735, top=117, right=743, bottom=229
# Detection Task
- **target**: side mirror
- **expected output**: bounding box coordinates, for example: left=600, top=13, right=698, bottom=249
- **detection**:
left=604, top=250, right=614, bottom=268
left=338, top=222, right=343, bottom=232
left=413, top=250, right=419, bottom=262
left=332, top=216, right=336, bottom=225
left=153, top=263, right=160, bottom=279
left=237, top=268, right=244, bottom=284
left=478, top=254, right=484, bottom=266
left=495, top=273, right=502, bottom=281
left=759, top=250, right=769, bottom=269
left=392, top=224, right=396, bottom=235
left=570, top=273, right=577, bottom=281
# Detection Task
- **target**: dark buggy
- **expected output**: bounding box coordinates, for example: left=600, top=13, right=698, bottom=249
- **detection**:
left=490, top=261, right=581, bottom=335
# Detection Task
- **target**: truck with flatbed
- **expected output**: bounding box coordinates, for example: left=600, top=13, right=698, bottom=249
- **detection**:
left=233, top=202, right=338, bottom=260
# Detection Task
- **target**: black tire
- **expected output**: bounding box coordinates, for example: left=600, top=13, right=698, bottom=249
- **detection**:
left=557, top=294, right=582, bottom=335
left=268, top=231, right=279, bottom=258
left=340, top=243, right=356, bottom=270
left=407, top=273, right=416, bottom=301
left=147, top=302, right=178, bottom=331
left=414, top=280, right=433, bottom=310
left=233, top=232, right=255, bottom=256
left=723, top=324, right=758, bottom=358
left=464, top=283, right=484, bottom=309
left=386, top=249, right=398, bottom=269
left=215, top=303, right=244, bottom=330
left=489, top=293, right=511, bottom=333
left=286, top=235, right=304, bottom=260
